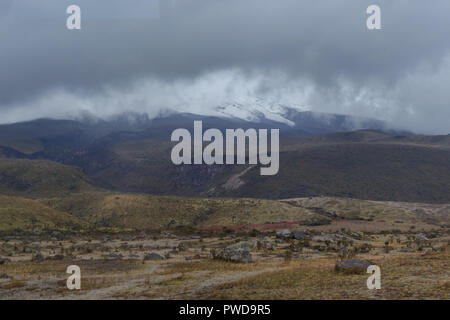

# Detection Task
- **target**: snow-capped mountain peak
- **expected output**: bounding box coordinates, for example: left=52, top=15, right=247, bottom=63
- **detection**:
left=209, top=98, right=308, bottom=126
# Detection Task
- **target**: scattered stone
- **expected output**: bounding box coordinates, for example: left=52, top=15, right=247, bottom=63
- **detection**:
left=335, top=259, right=372, bottom=274
left=107, top=253, right=123, bottom=259
left=432, top=246, right=445, bottom=252
left=212, top=241, right=252, bottom=263
left=0, top=273, right=10, bottom=279
left=31, top=252, right=45, bottom=262
left=144, top=253, right=164, bottom=261
left=292, top=230, right=310, bottom=240
left=0, top=258, right=11, bottom=265
left=276, top=229, right=291, bottom=239
left=23, top=247, right=32, bottom=254
left=415, top=234, right=430, bottom=245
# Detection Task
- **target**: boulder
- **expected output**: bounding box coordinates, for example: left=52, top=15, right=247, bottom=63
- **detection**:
left=276, top=229, right=291, bottom=239
left=144, top=253, right=164, bottom=261
left=212, top=241, right=252, bottom=263
left=291, top=230, right=310, bottom=240
left=335, top=259, right=372, bottom=274
left=432, top=246, right=445, bottom=252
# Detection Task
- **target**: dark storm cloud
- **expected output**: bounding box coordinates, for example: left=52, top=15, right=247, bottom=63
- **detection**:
left=0, top=0, right=450, bottom=133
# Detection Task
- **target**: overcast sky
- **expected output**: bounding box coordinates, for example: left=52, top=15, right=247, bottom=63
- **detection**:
left=0, top=0, right=449, bottom=134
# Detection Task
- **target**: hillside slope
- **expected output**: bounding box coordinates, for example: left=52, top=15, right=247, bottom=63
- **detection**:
left=40, top=192, right=322, bottom=230
left=0, top=159, right=95, bottom=198
left=217, top=142, right=450, bottom=203
left=0, top=116, right=448, bottom=203
left=0, top=195, right=85, bottom=233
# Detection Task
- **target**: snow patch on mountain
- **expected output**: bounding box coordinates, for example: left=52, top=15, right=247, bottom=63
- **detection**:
left=202, top=98, right=309, bottom=126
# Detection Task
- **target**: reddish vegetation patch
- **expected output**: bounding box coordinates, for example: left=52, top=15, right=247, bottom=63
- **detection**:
left=198, top=221, right=305, bottom=232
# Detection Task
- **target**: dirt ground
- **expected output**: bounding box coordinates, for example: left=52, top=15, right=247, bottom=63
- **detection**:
left=0, top=228, right=448, bottom=300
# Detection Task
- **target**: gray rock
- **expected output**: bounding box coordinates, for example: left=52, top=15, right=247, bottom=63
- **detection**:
left=31, top=253, right=45, bottom=262
left=432, top=246, right=445, bottom=252
left=144, top=253, right=164, bottom=261
left=212, top=241, right=253, bottom=263
left=335, top=259, right=372, bottom=274
left=292, top=230, right=310, bottom=240
left=107, top=253, right=123, bottom=259
left=276, top=229, right=291, bottom=239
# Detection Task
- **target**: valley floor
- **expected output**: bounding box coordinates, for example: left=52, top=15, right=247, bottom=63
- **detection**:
left=0, top=229, right=448, bottom=300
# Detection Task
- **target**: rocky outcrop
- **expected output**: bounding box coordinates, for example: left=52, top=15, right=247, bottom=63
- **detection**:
left=335, top=259, right=372, bottom=274
left=144, top=253, right=164, bottom=261
left=212, top=241, right=253, bottom=263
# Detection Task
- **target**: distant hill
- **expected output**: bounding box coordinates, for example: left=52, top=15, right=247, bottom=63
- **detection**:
left=215, top=134, right=450, bottom=203
left=0, top=195, right=85, bottom=233
left=40, top=192, right=323, bottom=230
left=65, top=128, right=450, bottom=203
left=0, top=113, right=448, bottom=203
left=0, top=159, right=94, bottom=198
left=38, top=192, right=449, bottom=231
